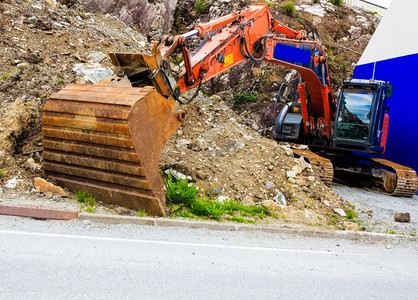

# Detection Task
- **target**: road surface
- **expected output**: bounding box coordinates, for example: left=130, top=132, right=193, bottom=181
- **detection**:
left=0, top=215, right=416, bottom=299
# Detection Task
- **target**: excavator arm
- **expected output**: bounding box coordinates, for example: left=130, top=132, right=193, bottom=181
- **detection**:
left=110, top=3, right=334, bottom=138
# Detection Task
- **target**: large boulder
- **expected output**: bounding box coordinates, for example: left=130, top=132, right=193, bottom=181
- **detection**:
left=78, top=0, right=178, bottom=37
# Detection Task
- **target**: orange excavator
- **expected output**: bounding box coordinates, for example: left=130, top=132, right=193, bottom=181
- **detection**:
left=42, top=3, right=417, bottom=216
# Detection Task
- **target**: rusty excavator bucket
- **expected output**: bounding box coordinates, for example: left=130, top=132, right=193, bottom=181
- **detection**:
left=42, top=52, right=185, bottom=216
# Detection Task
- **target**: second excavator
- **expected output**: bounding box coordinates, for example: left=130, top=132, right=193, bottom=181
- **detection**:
left=42, top=3, right=417, bottom=216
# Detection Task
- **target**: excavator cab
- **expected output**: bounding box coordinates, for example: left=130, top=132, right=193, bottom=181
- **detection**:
left=332, top=79, right=391, bottom=154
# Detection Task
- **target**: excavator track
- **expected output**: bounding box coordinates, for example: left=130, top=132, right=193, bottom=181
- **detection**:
left=292, top=149, right=334, bottom=186
left=370, top=158, right=418, bottom=197
left=42, top=84, right=185, bottom=216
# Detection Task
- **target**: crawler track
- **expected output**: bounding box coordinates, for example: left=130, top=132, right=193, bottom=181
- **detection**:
left=292, top=149, right=334, bottom=186
left=370, top=158, right=418, bottom=197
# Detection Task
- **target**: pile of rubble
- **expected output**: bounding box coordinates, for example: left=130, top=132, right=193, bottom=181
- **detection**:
left=160, top=93, right=354, bottom=228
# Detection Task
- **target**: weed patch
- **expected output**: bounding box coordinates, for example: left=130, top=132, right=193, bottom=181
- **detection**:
left=194, top=0, right=210, bottom=14
left=137, top=209, right=146, bottom=217
left=165, top=174, right=198, bottom=206
left=329, top=0, right=343, bottom=6
left=282, top=1, right=296, bottom=16
left=234, top=91, right=258, bottom=109
left=76, top=190, right=97, bottom=213
left=346, top=208, right=358, bottom=219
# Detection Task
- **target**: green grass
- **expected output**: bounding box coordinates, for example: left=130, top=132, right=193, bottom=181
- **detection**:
left=281, top=1, right=296, bottom=16
left=75, top=190, right=97, bottom=213
left=234, top=91, right=258, bottom=109
left=194, top=0, right=210, bottom=14
left=191, top=199, right=227, bottom=220
left=57, top=74, right=64, bottom=85
left=76, top=190, right=96, bottom=206
left=137, top=209, right=146, bottom=217
left=164, top=175, right=270, bottom=221
left=165, top=174, right=198, bottom=206
left=1, top=73, right=8, bottom=80
left=0, top=170, right=3, bottom=175
left=85, top=206, right=96, bottom=213
left=176, top=209, right=196, bottom=219
left=226, top=216, right=256, bottom=224
left=222, top=199, right=243, bottom=214
left=346, top=209, right=358, bottom=219
left=329, top=0, right=343, bottom=5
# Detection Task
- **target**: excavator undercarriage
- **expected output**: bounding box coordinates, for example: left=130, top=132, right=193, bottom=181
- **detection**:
left=293, top=149, right=418, bottom=197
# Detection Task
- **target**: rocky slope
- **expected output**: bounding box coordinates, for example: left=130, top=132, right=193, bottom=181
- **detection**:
left=0, top=0, right=380, bottom=229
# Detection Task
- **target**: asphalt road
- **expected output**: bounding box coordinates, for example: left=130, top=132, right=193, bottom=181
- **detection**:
left=0, top=215, right=417, bottom=299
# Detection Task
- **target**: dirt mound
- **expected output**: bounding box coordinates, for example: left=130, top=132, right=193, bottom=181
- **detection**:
left=160, top=93, right=349, bottom=227
left=0, top=0, right=147, bottom=179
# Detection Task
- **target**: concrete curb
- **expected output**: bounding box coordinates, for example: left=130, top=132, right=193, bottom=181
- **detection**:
left=78, top=213, right=417, bottom=244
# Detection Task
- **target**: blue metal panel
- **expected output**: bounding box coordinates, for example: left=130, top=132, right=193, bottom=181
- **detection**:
left=353, top=53, right=418, bottom=173
left=273, top=43, right=311, bottom=65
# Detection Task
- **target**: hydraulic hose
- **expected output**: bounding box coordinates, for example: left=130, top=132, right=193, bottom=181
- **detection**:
left=240, top=33, right=269, bottom=62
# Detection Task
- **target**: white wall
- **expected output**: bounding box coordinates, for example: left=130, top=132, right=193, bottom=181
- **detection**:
left=357, top=0, right=418, bottom=65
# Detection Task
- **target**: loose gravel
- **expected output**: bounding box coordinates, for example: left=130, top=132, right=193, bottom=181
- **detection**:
left=331, top=183, right=417, bottom=235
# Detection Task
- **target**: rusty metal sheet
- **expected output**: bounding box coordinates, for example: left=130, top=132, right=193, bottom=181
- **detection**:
left=42, top=85, right=185, bottom=216
left=56, top=84, right=154, bottom=95
left=49, top=175, right=164, bottom=216
left=43, top=140, right=140, bottom=162
left=42, top=114, right=130, bottom=134
left=0, top=205, right=78, bottom=220
left=43, top=151, right=145, bottom=176
left=44, top=162, right=152, bottom=190
left=50, top=85, right=155, bottom=106
left=44, top=101, right=132, bottom=119
left=42, top=127, right=134, bottom=148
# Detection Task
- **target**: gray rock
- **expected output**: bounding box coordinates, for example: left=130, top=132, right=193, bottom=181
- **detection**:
left=87, top=52, right=107, bottom=63
left=215, top=196, right=229, bottom=203
left=176, top=139, right=191, bottom=149
left=5, top=176, right=20, bottom=189
left=348, top=26, right=362, bottom=39
left=16, top=62, right=29, bottom=69
left=52, top=22, right=64, bottom=29
left=27, top=16, right=40, bottom=24
left=189, top=138, right=208, bottom=152
left=24, top=158, right=41, bottom=172
left=273, top=192, right=286, bottom=207
left=394, top=212, right=410, bottom=223
left=206, top=187, right=221, bottom=195
left=286, top=170, right=296, bottom=178
left=79, top=0, right=178, bottom=37
left=262, top=200, right=281, bottom=212
left=72, top=63, right=113, bottom=83
left=60, top=21, right=71, bottom=28
left=264, top=182, right=274, bottom=190
left=164, top=169, right=191, bottom=181
left=228, top=139, right=245, bottom=151
left=333, top=208, right=346, bottom=217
